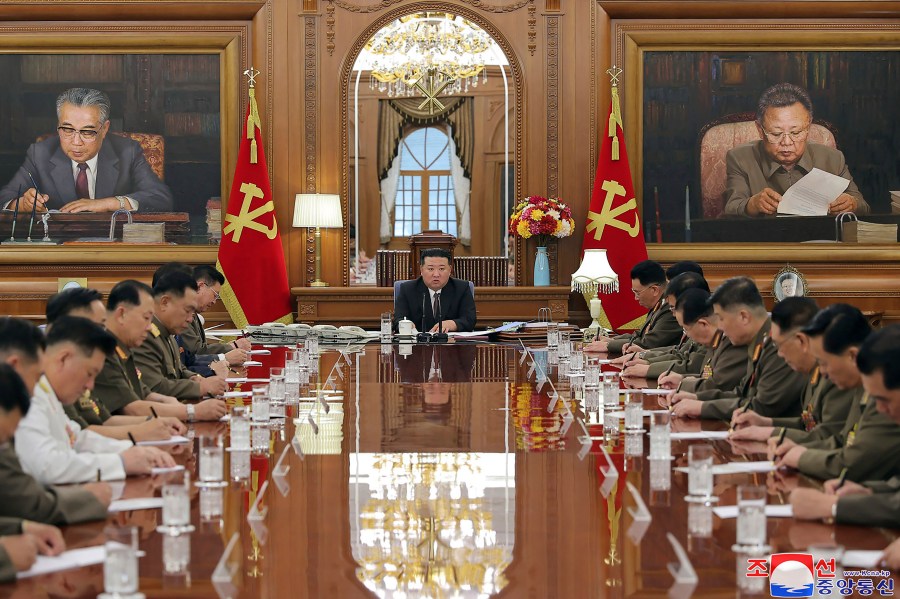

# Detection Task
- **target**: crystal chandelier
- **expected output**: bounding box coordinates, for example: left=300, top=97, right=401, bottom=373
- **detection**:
left=364, top=14, right=495, bottom=98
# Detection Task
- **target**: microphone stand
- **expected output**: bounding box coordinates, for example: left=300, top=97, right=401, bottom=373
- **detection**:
left=417, top=292, right=432, bottom=343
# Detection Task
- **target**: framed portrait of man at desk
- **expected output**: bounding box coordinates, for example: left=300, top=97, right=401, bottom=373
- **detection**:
left=773, top=266, right=808, bottom=302
left=0, top=28, right=244, bottom=246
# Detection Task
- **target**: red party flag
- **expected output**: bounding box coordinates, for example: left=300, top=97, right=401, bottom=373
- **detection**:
left=217, top=83, right=293, bottom=327
left=582, top=75, right=648, bottom=331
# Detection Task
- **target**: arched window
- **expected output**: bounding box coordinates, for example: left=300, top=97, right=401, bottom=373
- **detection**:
left=393, top=126, right=457, bottom=237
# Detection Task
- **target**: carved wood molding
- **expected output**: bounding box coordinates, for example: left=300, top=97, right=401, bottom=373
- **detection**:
left=527, top=0, right=536, bottom=55
left=304, top=15, right=319, bottom=284
left=545, top=14, right=559, bottom=198
left=338, top=1, right=526, bottom=287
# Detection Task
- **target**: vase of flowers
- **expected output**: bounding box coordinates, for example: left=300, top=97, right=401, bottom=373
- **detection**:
left=508, top=195, right=575, bottom=286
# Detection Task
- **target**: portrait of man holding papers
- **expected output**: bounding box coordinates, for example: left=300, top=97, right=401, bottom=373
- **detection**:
left=723, top=83, right=869, bottom=218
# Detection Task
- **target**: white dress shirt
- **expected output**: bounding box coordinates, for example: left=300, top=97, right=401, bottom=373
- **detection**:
left=15, top=375, right=129, bottom=484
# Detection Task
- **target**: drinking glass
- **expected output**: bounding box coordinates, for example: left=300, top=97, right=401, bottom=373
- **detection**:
left=162, top=473, right=191, bottom=530
left=284, top=383, right=300, bottom=407
left=602, top=372, right=619, bottom=408
left=687, top=444, right=715, bottom=499
left=380, top=311, right=392, bottom=341
left=558, top=330, right=571, bottom=359
left=584, top=357, right=601, bottom=389
left=285, top=354, right=300, bottom=384
left=624, top=391, right=644, bottom=432
left=252, top=425, right=270, bottom=453
left=230, top=405, right=250, bottom=449
left=687, top=502, right=713, bottom=538
left=269, top=369, right=286, bottom=418
left=736, top=485, right=768, bottom=548
left=199, top=487, right=223, bottom=521
left=584, top=386, right=600, bottom=413
left=162, top=532, right=191, bottom=575
left=546, top=321, right=559, bottom=349
left=649, top=457, right=671, bottom=491
left=104, top=525, right=139, bottom=595
left=199, top=435, right=224, bottom=483
left=295, top=346, right=310, bottom=369
left=649, top=411, right=671, bottom=459
left=305, top=333, right=319, bottom=355
left=569, top=343, right=584, bottom=373
left=251, top=384, right=270, bottom=422
left=230, top=448, right=251, bottom=481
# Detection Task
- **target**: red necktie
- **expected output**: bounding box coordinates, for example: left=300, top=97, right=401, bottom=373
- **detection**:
left=75, top=163, right=89, bottom=199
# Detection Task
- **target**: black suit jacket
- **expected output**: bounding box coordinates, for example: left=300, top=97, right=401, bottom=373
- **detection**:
left=394, top=277, right=477, bottom=333
left=0, top=134, right=174, bottom=211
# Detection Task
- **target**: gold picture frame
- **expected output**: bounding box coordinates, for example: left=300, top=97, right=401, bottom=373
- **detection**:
left=773, top=264, right=809, bottom=302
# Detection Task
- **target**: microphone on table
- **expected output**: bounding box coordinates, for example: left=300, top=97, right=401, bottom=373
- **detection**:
left=432, top=291, right=448, bottom=343
left=417, top=292, right=432, bottom=343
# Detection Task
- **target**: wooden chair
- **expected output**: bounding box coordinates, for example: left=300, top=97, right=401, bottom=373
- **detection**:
left=698, top=112, right=838, bottom=218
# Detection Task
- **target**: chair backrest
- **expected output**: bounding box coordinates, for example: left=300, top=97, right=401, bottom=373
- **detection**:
left=698, top=112, right=838, bottom=218
left=36, top=131, right=165, bottom=181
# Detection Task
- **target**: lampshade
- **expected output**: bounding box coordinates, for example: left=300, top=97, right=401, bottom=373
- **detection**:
left=571, top=249, right=619, bottom=295
left=292, top=194, right=344, bottom=228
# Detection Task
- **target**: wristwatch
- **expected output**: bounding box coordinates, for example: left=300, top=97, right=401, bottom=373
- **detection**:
left=115, top=195, right=129, bottom=210
left=185, top=404, right=196, bottom=422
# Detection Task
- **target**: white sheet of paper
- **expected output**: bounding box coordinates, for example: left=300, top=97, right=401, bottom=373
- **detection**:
left=842, top=550, right=884, bottom=568
left=713, top=504, right=793, bottom=519
left=151, top=464, right=185, bottom=475
left=607, top=410, right=669, bottom=419
left=638, top=388, right=673, bottom=396
left=108, top=497, right=165, bottom=512
left=242, top=360, right=263, bottom=367
left=247, top=350, right=271, bottom=355
left=676, top=460, right=775, bottom=475
left=136, top=434, right=190, bottom=446
left=777, top=167, right=850, bottom=216
left=223, top=391, right=252, bottom=398
left=225, top=377, right=269, bottom=383
left=670, top=431, right=731, bottom=440
left=17, top=545, right=107, bottom=579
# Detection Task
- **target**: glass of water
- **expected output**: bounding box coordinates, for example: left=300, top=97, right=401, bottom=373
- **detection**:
left=295, top=347, right=310, bottom=369
left=380, top=311, right=392, bottom=341
left=230, top=448, right=251, bottom=481
left=198, top=435, right=224, bottom=484
left=305, top=333, right=319, bottom=355
left=584, top=356, right=601, bottom=389
left=602, top=372, right=619, bottom=408
left=230, top=405, right=250, bottom=449
left=569, top=342, right=584, bottom=373
left=161, top=472, right=191, bottom=532
left=649, top=411, right=671, bottom=459
left=104, top=525, right=140, bottom=596
left=624, top=391, right=644, bottom=432
left=736, top=485, right=768, bottom=549
left=546, top=321, right=559, bottom=349
left=269, top=368, right=286, bottom=418
left=558, top=330, right=571, bottom=360
left=162, top=532, right=191, bottom=575
left=251, top=384, right=270, bottom=422
left=687, top=443, right=715, bottom=501
left=251, top=425, right=270, bottom=454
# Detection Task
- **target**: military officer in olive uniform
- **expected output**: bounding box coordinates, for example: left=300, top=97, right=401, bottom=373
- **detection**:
left=0, top=319, right=110, bottom=527
left=618, top=272, right=710, bottom=379
left=669, top=277, right=806, bottom=420
left=773, top=305, right=900, bottom=483
left=790, top=325, right=900, bottom=529
left=730, top=298, right=856, bottom=444
left=587, top=260, right=683, bottom=354
left=657, top=289, right=747, bottom=396
left=131, top=271, right=226, bottom=401
left=178, top=265, right=250, bottom=365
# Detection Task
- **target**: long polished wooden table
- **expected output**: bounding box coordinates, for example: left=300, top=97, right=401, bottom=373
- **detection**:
left=5, top=342, right=899, bottom=598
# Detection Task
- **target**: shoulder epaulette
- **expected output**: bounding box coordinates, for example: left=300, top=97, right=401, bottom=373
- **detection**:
left=150, top=323, right=161, bottom=337
left=115, top=346, right=128, bottom=360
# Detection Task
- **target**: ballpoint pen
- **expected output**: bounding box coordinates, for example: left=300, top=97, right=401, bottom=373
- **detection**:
left=776, top=427, right=787, bottom=447
left=835, top=467, right=849, bottom=490
left=128, top=432, right=137, bottom=446
left=150, top=406, right=159, bottom=419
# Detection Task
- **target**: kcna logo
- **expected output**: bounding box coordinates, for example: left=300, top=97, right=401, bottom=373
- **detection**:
left=746, top=553, right=817, bottom=598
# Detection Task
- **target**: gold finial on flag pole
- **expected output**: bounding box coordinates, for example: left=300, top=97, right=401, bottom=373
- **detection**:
left=605, top=65, right=624, bottom=160
left=243, top=66, right=262, bottom=163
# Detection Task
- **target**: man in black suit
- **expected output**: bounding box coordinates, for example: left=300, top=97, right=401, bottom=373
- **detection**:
left=393, top=248, right=477, bottom=333
left=1, top=87, right=173, bottom=213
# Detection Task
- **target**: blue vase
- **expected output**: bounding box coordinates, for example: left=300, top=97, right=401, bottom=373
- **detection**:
left=534, top=246, right=550, bottom=286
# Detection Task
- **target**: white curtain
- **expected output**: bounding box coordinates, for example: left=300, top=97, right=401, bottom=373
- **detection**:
left=379, top=153, right=401, bottom=243
left=447, top=127, right=471, bottom=246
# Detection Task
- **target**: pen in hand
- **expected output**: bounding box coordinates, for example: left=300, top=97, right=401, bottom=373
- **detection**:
left=127, top=432, right=137, bottom=446
left=150, top=406, right=159, bottom=419
left=96, top=468, right=102, bottom=482
left=776, top=427, right=787, bottom=447
left=835, top=467, right=849, bottom=490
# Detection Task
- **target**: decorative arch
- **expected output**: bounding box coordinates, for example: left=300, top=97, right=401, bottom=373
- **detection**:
left=339, top=1, right=526, bottom=285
